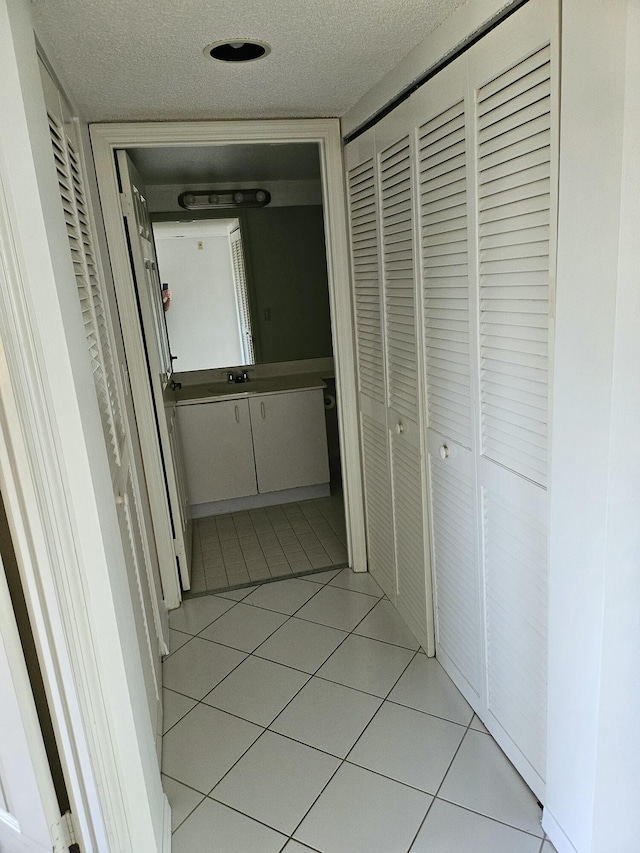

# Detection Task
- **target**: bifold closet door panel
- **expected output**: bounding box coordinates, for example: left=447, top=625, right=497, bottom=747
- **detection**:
left=376, top=105, right=432, bottom=648
left=346, top=132, right=396, bottom=601
left=414, top=60, right=481, bottom=703
left=467, top=0, right=556, bottom=798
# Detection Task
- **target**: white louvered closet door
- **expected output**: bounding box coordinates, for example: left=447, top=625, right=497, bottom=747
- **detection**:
left=40, top=65, right=166, bottom=757
left=415, top=60, right=483, bottom=707
left=468, top=1, right=555, bottom=797
left=377, top=107, right=432, bottom=650
left=346, top=132, right=396, bottom=602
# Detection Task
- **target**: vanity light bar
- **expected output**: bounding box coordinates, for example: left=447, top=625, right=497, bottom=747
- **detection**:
left=178, top=189, right=271, bottom=210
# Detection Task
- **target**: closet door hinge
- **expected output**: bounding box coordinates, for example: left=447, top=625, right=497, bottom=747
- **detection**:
left=119, top=191, right=133, bottom=218
left=51, top=810, right=78, bottom=851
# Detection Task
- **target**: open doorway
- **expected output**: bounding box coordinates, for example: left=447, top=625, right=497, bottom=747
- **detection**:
left=91, top=122, right=364, bottom=603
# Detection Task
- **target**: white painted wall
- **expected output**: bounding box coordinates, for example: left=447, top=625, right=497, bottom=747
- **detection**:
left=154, top=220, right=243, bottom=371
left=545, top=2, right=640, bottom=851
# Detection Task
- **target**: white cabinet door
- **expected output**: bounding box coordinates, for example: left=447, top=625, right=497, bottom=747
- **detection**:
left=249, top=390, right=330, bottom=493
left=178, top=401, right=257, bottom=503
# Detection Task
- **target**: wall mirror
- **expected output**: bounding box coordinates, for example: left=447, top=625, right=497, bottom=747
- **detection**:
left=128, top=142, right=333, bottom=372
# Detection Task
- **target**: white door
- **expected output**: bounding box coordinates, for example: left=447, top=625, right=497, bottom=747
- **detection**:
left=249, top=390, right=330, bottom=493
left=41, top=70, right=166, bottom=754
left=117, top=151, right=192, bottom=591
left=0, top=557, right=58, bottom=853
left=346, top=131, right=397, bottom=603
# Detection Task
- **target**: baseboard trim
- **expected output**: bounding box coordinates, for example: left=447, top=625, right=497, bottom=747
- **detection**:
left=188, top=483, right=331, bottom=518
left=542, top=807, right=578, bottom=853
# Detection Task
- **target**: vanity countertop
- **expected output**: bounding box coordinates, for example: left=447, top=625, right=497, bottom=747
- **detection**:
left=175, top=374, right=327, bottom=405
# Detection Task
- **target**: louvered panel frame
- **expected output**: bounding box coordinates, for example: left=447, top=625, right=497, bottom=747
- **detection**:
left=47, top=112, right=124, bottom=469
left=419, top=100, right=472, bottom=449
left=482, top=486, right=547, bottom=778
left=360, top=414, right=395, bottom=598
left=429, top=455, right=481, bottom=695
left=230, top=230, right=255, bottom=364
left=477, top=46, right=551, bottom=487
left=390, top=433, right=427, bottom=633
left=379, top=137, right=418, bottom=422
left=348, top=159, right=384, bottom=405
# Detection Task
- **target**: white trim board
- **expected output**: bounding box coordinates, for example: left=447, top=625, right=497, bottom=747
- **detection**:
left=189, top=483, right=331, bottom=519
left=90, top=119, right=367, bottom=588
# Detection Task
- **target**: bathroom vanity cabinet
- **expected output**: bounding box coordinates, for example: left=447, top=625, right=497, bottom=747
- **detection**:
left=177, top=380, right=330, bottom=512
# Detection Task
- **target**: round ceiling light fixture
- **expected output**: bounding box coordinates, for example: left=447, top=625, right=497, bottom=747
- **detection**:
left=205, top=39, right=271, bottom=63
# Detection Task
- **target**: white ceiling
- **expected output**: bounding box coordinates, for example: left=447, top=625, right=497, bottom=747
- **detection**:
left=32, top=0, right=468, bottom=122
left=130, top=143, right=321, bottom=185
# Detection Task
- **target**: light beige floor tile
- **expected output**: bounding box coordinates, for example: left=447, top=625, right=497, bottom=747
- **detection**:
left=354, top=599, right=420, bottom=650
left=439, top=729, right=544, bottom=837
left=211, top=731, right=340, bottom=835
left=271, top=676, right=382, bottom=758
left=295, top=585, right=377, bottom=632
left=163, top=637, right=246, bottom=699
left=470, top=714, right=489, bottom=733
left=294, top=762, right=431, bottom=853
left=255, top=616, right=347, bottom=674
left=172, top=797, right=286, bottom=853
left=169, top=595, right=235, bottom=635
left=203, top=655, right=309, bottom=726
left=162, top=688, right=197, bottom=734
left=162, top=704, right=261, bottom=794
left=347, top=701, right=465, bottom=793
left=167, top=628, right=192, bottom=655
left=161, top=775, right=203, bottom=832
left=243, top=577, right=319, bottom=615
left=199, top=602, right=288, bottom=652
left=329, top=567, right=384, bottom=597
left=388, top=655, right=473, bottom=726
left=411, top=799, right=542, bottom=852
left=316, top=634, right=414, bottom=697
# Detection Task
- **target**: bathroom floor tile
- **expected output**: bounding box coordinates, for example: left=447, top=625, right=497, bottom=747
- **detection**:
left=161, top=774, right=203, bottom=832
left=329, top=567, right=384, bottom=597
left=203, top=655, right=309, bottom=727
left=411, top=799, right=541, bottom=853
left=270, top=676, right=382, bottom=758
left=438, top=729, right=544, bottom=837
left=470, top=714, right=489, bottom=733
left=211, top=731, right=340, bottom=835
left=316, top=634, right=414, bottom=697
left=162, top=703, right=261, bottom=794
left=294, top=762, right=431, bottom=853
left=254, top=616, right=347, bottom=674
left=388, top=655, right=473, bottom=726
left=172, top=797, right=287, bottom=853
left=168, top=595, right=235, bottom=635
left=243, top=577, right=319, bottom=615
left=199, top=602, right=288, bottom=652
left=295, top=585, right=377, bottom=632
left=353, top=599, right=420, bottom=650
left=281, top=841, right=318, bottom=852
left=162, top=637, right=246, bottom=699
left=347, top=701, right=465, bottom=793
left=162, top=688, right=197, bottom=734
left=301, top=568, right=342, bottom=585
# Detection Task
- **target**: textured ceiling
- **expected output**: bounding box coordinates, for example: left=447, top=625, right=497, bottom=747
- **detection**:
left=32, top=0, right=468, bottom=122
left=129, top=143, right=321, bottom=185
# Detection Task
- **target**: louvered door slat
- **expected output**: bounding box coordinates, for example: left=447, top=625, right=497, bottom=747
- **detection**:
left=380, top=137, right=418, bottom=423
left=477, top=50, right=551, bottom=487
left=420, top=100, right=472, bottom=449
left=348, top=159, right=385, bottom=405
left=360, top=414, right=395, bottom=598
left=429, top=452, right=480, bottom=696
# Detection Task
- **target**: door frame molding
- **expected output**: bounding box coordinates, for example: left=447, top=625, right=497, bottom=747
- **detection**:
left=90, top=119, right=367, bottom=590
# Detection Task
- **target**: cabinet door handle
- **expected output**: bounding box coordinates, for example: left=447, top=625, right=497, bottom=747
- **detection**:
left=235, top=404, right=240, bottom=423
left=439, top=444, right=450, bottom=459
left=261, top=401, right=265, bottom=420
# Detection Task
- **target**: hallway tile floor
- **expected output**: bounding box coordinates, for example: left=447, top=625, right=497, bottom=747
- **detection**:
left=163, top=569, right=558, bottom=853
left=189, top=495, right=348, bottom=593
